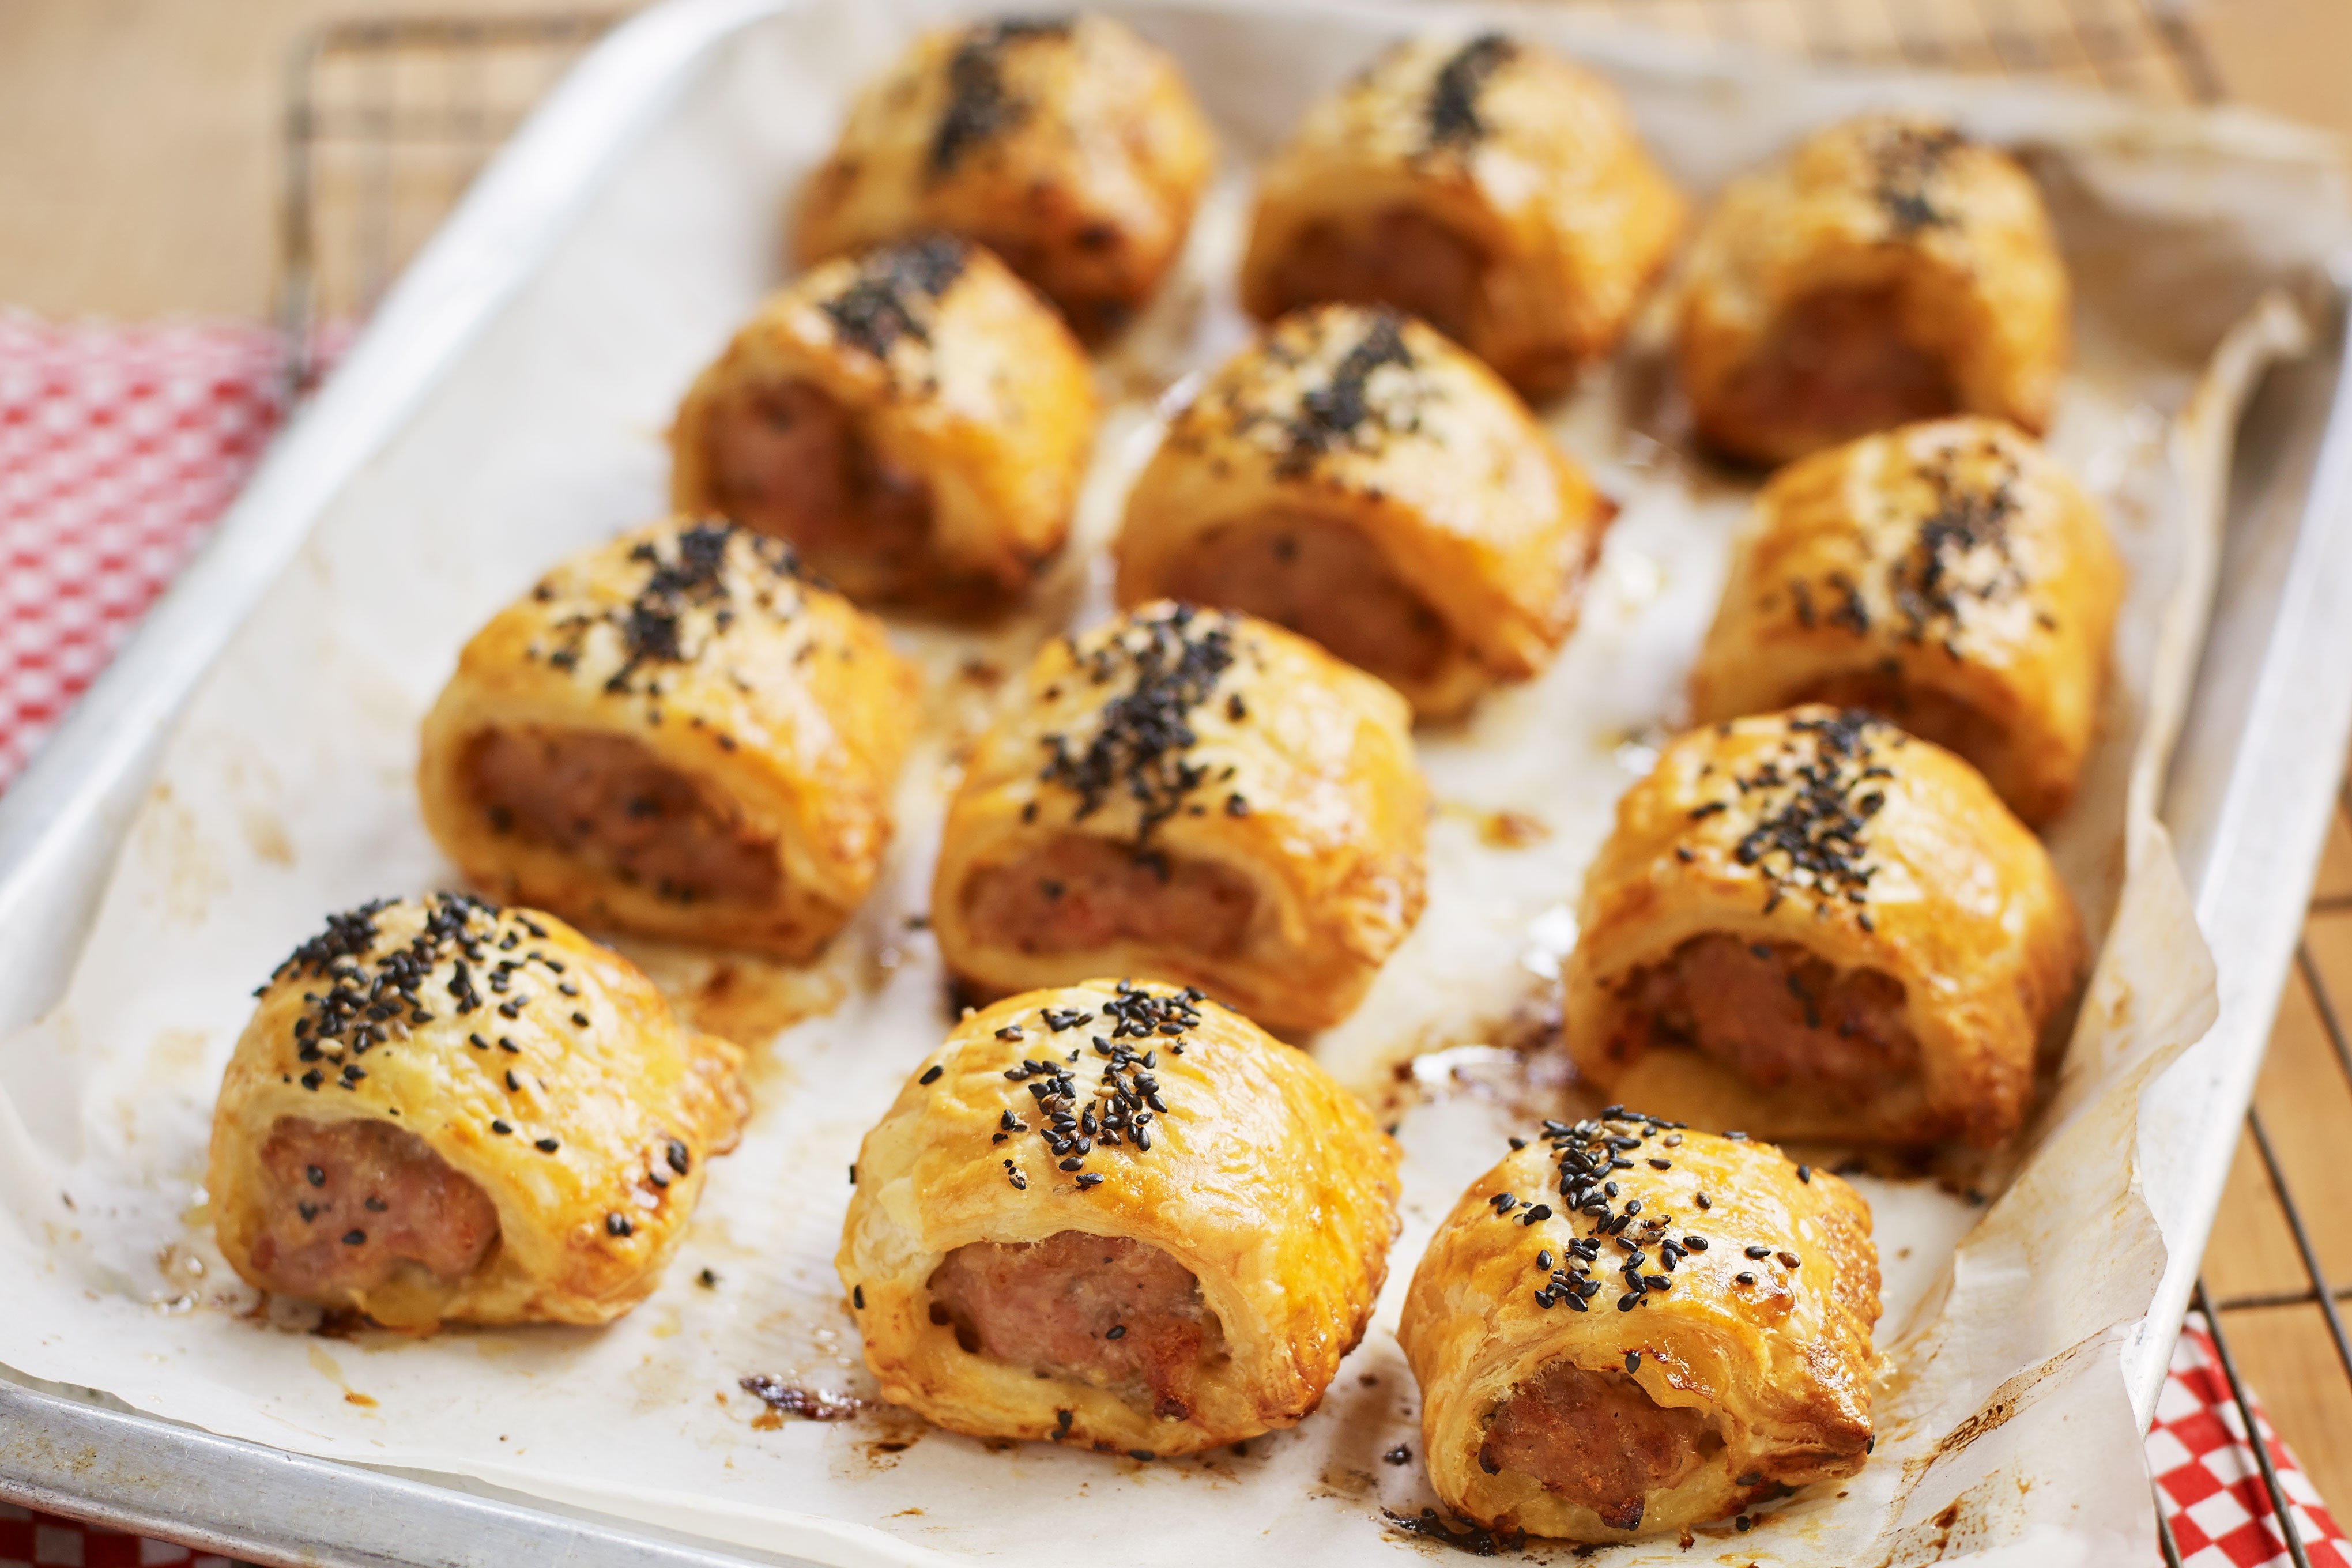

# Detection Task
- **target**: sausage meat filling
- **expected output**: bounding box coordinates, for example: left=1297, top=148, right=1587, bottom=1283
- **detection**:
left=927, top=1231, right=1228, bottom=1420
left=1608, top=933, right=1920, bottom=1103
left=703, top=379, right=933, bottom=595
left=247, top=1117, right=500, bottom=1298
left=1159, top=511, right=1451, bottom=689
left=1717, top=287, right=1955, bottom=456
left=959, top=835, right=1255, bottom=958
left=466, top=726, right=779, bottom=907
left=1480, top=1364, right=1717, bottom=1532
left=1264, top=209, right=1484, bottom=346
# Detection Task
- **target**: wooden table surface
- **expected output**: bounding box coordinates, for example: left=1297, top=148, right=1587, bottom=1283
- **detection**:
left=2, top=0, right=2349, bottom=1529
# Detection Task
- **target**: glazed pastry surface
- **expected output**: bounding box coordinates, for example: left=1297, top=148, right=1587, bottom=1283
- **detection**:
left=417, top=518, right=919, bottom=959
left=1690, top=417, right=2122, bottom=825
left=839, top=979, right=1401, bottom=1455
left=1562, top=707, right=2084, bottom=1147
left=669, top=236, right=1098, bottom=609
left=1114, top=304, right=1612, bottom=719
left=1678, top=115, right=2070, bottom=466
left=1400, top=1113, right=1878, bottom=1541
left=793, top=15, right=1215, bottom=341
left=209, top=892, right=749, bottom=1330
left=1240, top=32, right=1686, bottom=399
left=932, top=601, right=1427, bottom=1036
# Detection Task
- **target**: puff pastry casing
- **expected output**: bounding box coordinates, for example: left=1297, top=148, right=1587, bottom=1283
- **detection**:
left=1114, top=304, right=1612, bottom=720
left=1690, top=417, right=2122, bottom=826
left=1400, top=1113, right=1878, bottom=1541
left=839, top=979, right=1401, bottom=1455
left=932, top=601, right=1427, bottom=1036
left=1561, top=707, right=2084, bottom=1147
left=417, top=518, right=919, bottom=959
left=669, top=236, right=1098, bottom=610
left=209, top=892, right=749, bottom=1330
left=792, top=15, right=1215, bottom=342
left=1239, top=32, right=1686, bottom=401
left=1677, top=115, right=2071, bottom=466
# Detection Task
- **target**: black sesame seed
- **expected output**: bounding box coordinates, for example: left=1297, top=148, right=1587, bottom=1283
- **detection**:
left=342, top=1230, right=366, bottom=1245
left=536, top=1138, right=560, bottom=1153
left=491, top=1120, right=512, bottom=1135
left=1796, top=1164, right=1812, bottom=1183
left=1736, top=1271, right=1757, bottom=1286
left=306, top=1164, right=326, bottom=1188
left=853, top=1285, right=865, bottom=1309
left=919, top=1064, right=944, bottom=1085
left=1624, top=1351, right=1641, bottom=1373
left=1128, top=1450, right=1154, bottom=1463
left=606, top=1212, right=632, bottom=1237
left=1746, top=1245, right=1773, bottom=1260
left=668, top=1140, right=691, bottom=1174
left=1106, top=1325, right=1127, bottom=1340
left=1076, top=1173, right=1103, bottom=1189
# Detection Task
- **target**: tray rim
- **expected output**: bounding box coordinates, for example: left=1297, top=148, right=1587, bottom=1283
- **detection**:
left=3, top=0, right=2351, bottom=1561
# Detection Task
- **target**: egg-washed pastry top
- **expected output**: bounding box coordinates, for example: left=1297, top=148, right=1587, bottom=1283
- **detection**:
left=1677, top=114, right=2070, bottom=466
left=1562, top=706, right=2085, bottom=1148
left=839, top=978, right=1401, bottom=1457
left=669, top=235, right=1098, bottom=610
left=1241, top=31, right=1686, bottom=399
left=1400, top=1110, right=1878, bottom=1541
left=209, top=892, right=749, bottom=1330
left=417, top=517, right=919, bottom=959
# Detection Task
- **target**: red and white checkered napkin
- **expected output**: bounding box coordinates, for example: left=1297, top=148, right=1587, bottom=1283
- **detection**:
left=2152, top=1316, right=2352, bottom=1567
left=4, top=319, right=2352, bottom=1565
left=0, top=310, right=288, bottom=789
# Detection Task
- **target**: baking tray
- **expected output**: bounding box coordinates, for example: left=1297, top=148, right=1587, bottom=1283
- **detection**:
left=3, top=0, right=2350, bottom=1563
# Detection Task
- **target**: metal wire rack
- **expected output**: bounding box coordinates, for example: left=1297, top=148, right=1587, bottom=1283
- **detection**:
left=273, top=2, right=2342, bottom=1560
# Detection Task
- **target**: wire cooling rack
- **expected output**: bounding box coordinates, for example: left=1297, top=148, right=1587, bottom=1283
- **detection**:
left=274, top=2, right=2345, bottom=1558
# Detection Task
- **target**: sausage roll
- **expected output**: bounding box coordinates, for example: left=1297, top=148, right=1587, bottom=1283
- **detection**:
left=669, top=236, right=1098, bottom=610
left=1114, top=304, right=1611, bottom=721
left=792, top=15, right=1216, bottom=342
left=417, top=518, right=920, bottom=959
left=839, top=979, right=1401, bottom=1456
left=933, top=602, right=1426, bottom=1035
left=1562, top=707, right=2085, bottom=1148
left=1399, top=1112, right=1879, bottom=1541
left=1677, top=115, right=2070, bottom=466
left=1690, top=417, right=2122, bottom=826
left=209, top=892, right=750, bottom=1330
left=1239, top=33, right=1686, bottom=400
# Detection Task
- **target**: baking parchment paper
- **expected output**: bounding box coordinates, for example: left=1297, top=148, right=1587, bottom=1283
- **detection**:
left=2, top=2, right=2346, bottom=1562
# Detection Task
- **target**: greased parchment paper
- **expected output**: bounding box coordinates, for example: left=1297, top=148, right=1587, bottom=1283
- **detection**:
left=2, top=3, right=2345, bottom=1562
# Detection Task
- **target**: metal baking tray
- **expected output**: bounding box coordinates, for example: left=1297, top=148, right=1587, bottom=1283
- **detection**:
left=3, top=1, right=2350, bottom=1562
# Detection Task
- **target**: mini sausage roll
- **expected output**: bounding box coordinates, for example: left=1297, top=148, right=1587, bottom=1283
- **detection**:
left=1400, top=1112, right=1879, bottom=1541
left=932, top=602, right=1427, bottom=1035
left=1690, top=417, right=2121, bottom=826
left=209, top=892, right=749, bottom=1330
left=1114, top=305, right=1611, bottom=720
left=1562, top=707, right=2085, bottom=1148
left=669, top=236, right=1098, bottom=610
left=793, top=15, right=1216, bottom=342
left=417, top=518, right=919, bottom=959
left=839, top=979, right=1401, bottom=1456
left=1239, top=33, right=1686, bottom=400
left=1678, top=115, right=2070, bottom=466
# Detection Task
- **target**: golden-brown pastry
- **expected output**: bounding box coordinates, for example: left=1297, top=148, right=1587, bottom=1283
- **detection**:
left=1400, top=1111, right=1879, bottom=1541
left=417, top=518, right=919, bottom=959
left=209, top=892, right=749, bottom=1330
left=1677, top=115, right=2070, bottom=466
left=931, top=602, right=1428, bottom=1036
left=1239, top=32, right=1686, bottom=400
left=1690, top=417, right=2121, bottom=826
left=839, top=978, right=1400, bottom=1456
left=1562, top=707, right=2084, bottom=1148
left=669, top=236, right=1098, bottom=609
left=1114, top=304, right=1611, bottom=720
left=793, top=15, right=1216, bottom=342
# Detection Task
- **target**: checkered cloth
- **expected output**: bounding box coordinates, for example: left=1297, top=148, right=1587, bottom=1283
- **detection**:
left=2, top=319, right=2349, bottom=1566
left=0, top=311, right=287, bottom=788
